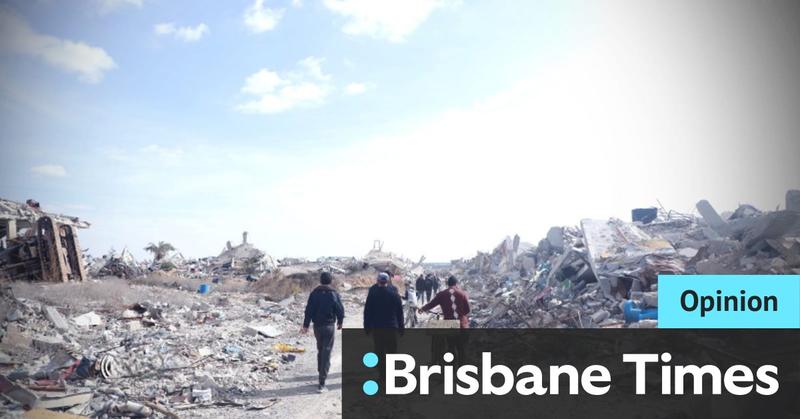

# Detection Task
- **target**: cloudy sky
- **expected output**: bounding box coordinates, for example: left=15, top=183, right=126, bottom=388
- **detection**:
left=1, top=0, right=798, bottom=261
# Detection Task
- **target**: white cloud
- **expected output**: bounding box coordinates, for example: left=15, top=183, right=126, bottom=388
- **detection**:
left=154, top=22, right=209, bottom=42
left=244, top=0, right=285, bottom=33
left=237, top=56, right=332, bottom=114
left=344, top=82, right=367, bottom=95
left=30, top=164, right=67, bottom=177
left=322, top=0, right=452, bottom=42
left=290, top=0, right=303, bottom=7
left=0, top=11, right=116, bottom=83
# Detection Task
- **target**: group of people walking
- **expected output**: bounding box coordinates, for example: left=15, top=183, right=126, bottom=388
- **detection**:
left=414, top=272, right=441, bottom=304
left=300, top=270, right=470, bottom=392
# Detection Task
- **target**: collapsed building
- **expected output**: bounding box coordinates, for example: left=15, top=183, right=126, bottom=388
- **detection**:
left=0, top=198, right=89, bottom=282
left=86, top=248, right=143, bottom=279
left=454, top=190, right=800, bottom=328
left=212, top=231, right=276, bottom=275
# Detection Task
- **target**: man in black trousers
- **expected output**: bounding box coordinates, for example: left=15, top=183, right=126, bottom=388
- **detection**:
left=363, top=272, right=404, bottom=382
left=415, top=274, right=426, bottom=303
left=301, top=272, right=345, bottom=392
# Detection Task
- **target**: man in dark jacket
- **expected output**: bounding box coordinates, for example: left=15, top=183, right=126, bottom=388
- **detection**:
left=423, top=274, right=435, bottom=303
left=363, top=272, right=404, bottom=382
left=415, top=274, right=426, bottom=303
left=301, top=272, right=345, bottom=392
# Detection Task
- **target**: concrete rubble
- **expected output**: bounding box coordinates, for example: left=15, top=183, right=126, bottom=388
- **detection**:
left=0, top=279, right=362, bottom=417
left=1, top=189, right=797, bottom=416
left=452, top=191, right=800, bottom=328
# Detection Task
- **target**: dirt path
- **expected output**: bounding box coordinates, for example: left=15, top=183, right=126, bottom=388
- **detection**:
left=249, top=313, right=360, bottom=418
left=193, top=296, right=363, bottom=419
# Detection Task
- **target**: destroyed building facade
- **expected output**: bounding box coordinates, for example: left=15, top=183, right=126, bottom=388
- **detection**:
left=0, top=198, right=89, bottom=282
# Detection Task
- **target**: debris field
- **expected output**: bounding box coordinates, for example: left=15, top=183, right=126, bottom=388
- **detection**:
left=1, top=191, right=799, bottom=417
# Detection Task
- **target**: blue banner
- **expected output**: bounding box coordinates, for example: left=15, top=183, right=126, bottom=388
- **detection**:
left=659, top=275, right=800, bottom=328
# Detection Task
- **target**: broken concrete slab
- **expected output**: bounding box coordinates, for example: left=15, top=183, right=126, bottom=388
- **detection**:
left=72, top=312, right=103, bottom=327
left=43, top=307, right=69, bottom=331
left=741, top=210, right=800, bottom=249
left=590, top=310, right=609, bottom=324
left=34, top=392, right=92, bottom=410
left=696, top=199, right=730, bottom=236
left=32, top=336, right=68, bottom=353
left=120, top=309, right=140, bottom=319
left=243, top=324, right=283, bottom=338
left=546, top=227, right=564, bottom=250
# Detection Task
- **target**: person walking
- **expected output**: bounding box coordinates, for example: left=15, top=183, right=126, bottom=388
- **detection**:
left=364, top=272, right=404, bottom=382
left=423, top=273, right=434, bottom=304
left=402, top=278, right=419, bottom=328
left=301, top=272, right=344, bottom=392
left=432, top=273, right=441, bottom=294
left=419, top=276, right=471, bottom=365
left=415, top=274, right=426, bottom=303
left=419, top=275, right=470, bottom=328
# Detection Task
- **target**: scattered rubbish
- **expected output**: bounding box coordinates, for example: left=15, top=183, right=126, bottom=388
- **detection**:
left=223, top=345, right=242, bottom=354
left=273, top=343, right=305, bottom=353
left=105, top=401, right=153, bottom=416
left=632, top=207, right=658, bottom=224
left=198, top=283, right=211, bottom=294
left=1, top=191, right=797, bottom=417
left=623, top=300, right=658, bottom=323
left=192, top=388, right=213, bottom=403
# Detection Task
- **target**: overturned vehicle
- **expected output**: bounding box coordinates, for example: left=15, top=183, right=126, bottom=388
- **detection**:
left=0, top=198, right=89, bottom=282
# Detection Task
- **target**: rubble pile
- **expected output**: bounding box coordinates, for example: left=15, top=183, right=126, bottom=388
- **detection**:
left=85, top=232, right=278, bottom=283
left=0, top=280, right=360, bottom=417
left=207, top=232, right=276, bottom=277
left=362, top=240, right=422, bottom=274
left=254, top=243, right=421, bottom=300
left=1, top=198, right=90, bottom=282
left=88, top=248, right=145, bottom=280
left=455, top=191, right=800, bottom=329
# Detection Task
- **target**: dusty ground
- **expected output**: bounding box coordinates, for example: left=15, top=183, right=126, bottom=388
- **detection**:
left=192, top=311, right=360, bottom=419
left=1, top=277, right=367, bottom=419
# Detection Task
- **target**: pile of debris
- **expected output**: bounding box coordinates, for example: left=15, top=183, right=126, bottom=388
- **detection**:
left=0, top=279, right=345, bottom=417
left=87, top=248, right=145, bottom=280
left=455, top=190, right=800, bottom=328
left=1, top=198, right=90, bottom=283
left=253, top=241, right=422, bottom=300
left=86, top=232, right=279, bottom=283
left=207, top=231, right=276, bottom=277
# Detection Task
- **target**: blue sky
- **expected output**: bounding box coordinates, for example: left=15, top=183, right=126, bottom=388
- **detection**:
left=1, top=0, right=798, bottom=261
